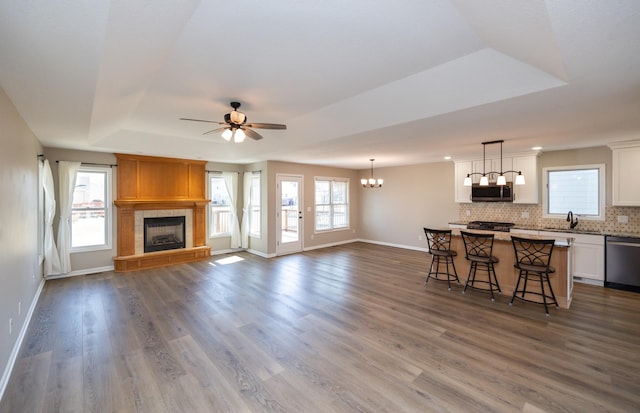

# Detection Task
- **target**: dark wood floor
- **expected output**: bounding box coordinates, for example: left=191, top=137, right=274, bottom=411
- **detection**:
left=1, top=242, right=639, bottom=412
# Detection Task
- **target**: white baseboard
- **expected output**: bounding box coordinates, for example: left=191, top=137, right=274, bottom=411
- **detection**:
left=303, top=238, right=358, bottom=251
left=358, top=238, right=429, bottom=253
left=246, top=249, right=274, bottom=258
left=573, top=277, right=604, bottom=287
left=0, top=277, right=46, bottom=402
left=45, top=265, right=114, bottom=280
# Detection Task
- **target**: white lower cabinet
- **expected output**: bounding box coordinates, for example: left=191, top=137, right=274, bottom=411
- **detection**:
left=537, top=231, right=605, bottom=284
left=571, top=235, right=605, bottom=284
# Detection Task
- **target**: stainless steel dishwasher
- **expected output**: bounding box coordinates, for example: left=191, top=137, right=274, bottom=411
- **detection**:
left=605, top=236, right=640, bottom=292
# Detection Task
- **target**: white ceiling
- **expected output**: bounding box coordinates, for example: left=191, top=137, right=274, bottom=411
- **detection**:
left=1, top=0, right=639, bottom=169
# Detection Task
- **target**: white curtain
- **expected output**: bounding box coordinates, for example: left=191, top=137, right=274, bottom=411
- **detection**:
left=223, top=172, right=241, bottom=248
left=56, top=161, right=81, bottom=274
left=240, top=172, right=252, bottom=248
left=42, top=159, right=62, bottom=276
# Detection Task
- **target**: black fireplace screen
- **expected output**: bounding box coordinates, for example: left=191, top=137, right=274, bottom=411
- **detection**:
left=144, top=216, right=186, bottom=253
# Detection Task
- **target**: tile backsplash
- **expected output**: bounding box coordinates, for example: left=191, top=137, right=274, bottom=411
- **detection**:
left=458, top=203, right=640, bottom=235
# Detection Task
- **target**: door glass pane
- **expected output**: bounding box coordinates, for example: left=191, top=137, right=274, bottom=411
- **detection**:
left=281, top=181, right=299, bottom=243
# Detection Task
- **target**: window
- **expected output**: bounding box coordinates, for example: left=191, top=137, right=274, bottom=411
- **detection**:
left=543, top=164, right=605, bottom=220
left=249, top=174, right=261, bottom=237
left=315, top=177, right=349, bottom=231
left=209, top=174, right=238, bottom=237
left=71, top=167, right=111, bottom=250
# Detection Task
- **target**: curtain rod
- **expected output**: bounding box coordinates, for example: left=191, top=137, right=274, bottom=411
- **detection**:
left=56, top=161, right=117, bottom=167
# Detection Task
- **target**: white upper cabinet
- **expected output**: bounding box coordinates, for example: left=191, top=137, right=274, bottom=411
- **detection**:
left=472, top=159, right=490, bottom=184
left=609, top=140, right=640, bottom=206
left=512, top=155, right=538, bottom=204
left=454, top=153, right=538, bottom=204
left=454, top=161, right=473, bottom=203
left=471, top=157, right=513, bottom=183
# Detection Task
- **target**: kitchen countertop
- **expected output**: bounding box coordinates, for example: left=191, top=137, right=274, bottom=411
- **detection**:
left=448, top=222, right=640, bottom=239
left=449, top=227, right=572, bottom=247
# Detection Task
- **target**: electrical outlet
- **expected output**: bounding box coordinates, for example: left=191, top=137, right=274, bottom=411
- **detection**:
left=521, top=211, right=529, bottom=219
left=618, top=215, right=629, bottom=224
left=418, top=235, right=423, bottom=241
left=466, top=210, right=471, bottom=216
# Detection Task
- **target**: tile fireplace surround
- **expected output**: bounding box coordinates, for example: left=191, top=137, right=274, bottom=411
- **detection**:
left=113, top=154, right=210, bottom=272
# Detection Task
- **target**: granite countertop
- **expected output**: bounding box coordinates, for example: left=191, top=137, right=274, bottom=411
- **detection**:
left=448, top=222, right=640, bottom=240
left=449, top=227, right=572, bottom=247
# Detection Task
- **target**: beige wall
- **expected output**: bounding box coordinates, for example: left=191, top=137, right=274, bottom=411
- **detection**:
left=266, top=161, right=361, bottom=255
left=0, top=87, right=43, bottom=389
left=358, top=161, right=459, bottom=250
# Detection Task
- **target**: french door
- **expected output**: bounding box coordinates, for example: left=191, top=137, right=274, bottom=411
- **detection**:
left=276, top=174, right=303, bottom=255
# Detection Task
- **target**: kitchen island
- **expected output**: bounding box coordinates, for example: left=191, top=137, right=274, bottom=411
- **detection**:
left=448, top=229, right=573, bottom=309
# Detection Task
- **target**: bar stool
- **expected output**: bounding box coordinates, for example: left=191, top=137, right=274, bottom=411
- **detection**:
left=510, top=236, right=558, bottom=316
left=423, top=228, right=460, bottom=290
left=460, top=231, right=501, bottom=301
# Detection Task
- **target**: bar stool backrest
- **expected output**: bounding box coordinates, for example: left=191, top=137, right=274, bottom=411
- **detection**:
left=461, top=231, right=495, bottom=259
left=511, top=236, right=555, bottom=270
left=423, top=228, right=453, bottom=254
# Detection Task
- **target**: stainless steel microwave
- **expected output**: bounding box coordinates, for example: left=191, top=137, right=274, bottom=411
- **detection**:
left=471, top=183, right=513, bottom=202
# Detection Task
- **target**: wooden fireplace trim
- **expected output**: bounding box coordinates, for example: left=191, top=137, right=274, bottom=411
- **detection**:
left=113, top=154, right=210, bottom=272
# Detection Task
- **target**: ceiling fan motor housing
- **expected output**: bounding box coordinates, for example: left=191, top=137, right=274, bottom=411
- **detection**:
left=226, top=110, right=246, bottom=125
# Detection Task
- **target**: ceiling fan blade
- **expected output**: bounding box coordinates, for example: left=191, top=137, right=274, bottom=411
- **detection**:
left=203, top=127, right=226, bottom=136
left=180, top=117, right=225, bottom=125
left=245, top=122, right=287, bottom=130
left=244, top=128, right=264, bottom=140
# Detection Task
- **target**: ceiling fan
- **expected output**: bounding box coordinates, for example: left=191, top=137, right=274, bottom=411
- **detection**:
left=180, top=101, right=286, bottom=142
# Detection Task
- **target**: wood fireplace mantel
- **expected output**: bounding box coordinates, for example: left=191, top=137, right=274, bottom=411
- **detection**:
left=114, top=199, right=209, bottom=210
left=113, top=154, right=210, bottom=272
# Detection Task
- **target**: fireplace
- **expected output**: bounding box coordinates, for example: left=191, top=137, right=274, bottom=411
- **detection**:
left=144, top=216, right=186, bottom=253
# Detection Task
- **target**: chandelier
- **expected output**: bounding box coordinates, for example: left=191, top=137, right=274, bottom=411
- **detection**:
left=361, top=158, right=383, bottom=188
left=463, top=140, right=525, bottom=186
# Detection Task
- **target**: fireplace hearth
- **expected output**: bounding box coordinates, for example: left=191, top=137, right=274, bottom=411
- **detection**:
left=144, top=216, right=186, bottom=253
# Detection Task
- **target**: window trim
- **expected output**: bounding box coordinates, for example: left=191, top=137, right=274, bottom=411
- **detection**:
left=70, top=166, right=113, bottom=252
left=542, top=164, right=606, bottom=221
left=314, top=176, right=350, bottom=233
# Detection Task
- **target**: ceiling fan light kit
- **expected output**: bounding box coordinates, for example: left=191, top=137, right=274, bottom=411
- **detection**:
left=463, top=140, right=525, bottom=187
left=180, top=101, right=286, bottom=142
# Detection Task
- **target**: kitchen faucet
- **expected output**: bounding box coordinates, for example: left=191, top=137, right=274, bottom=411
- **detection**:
left=567, top=211, right=579, bottom=229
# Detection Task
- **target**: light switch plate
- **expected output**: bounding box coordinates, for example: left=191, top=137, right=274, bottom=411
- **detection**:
left=617, top=215, right=628, bottom=224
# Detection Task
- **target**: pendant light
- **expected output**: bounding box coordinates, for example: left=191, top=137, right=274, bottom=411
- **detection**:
left=361, top=158, right=383, bottom=188
left=463, top=140, right=525, bottom=186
